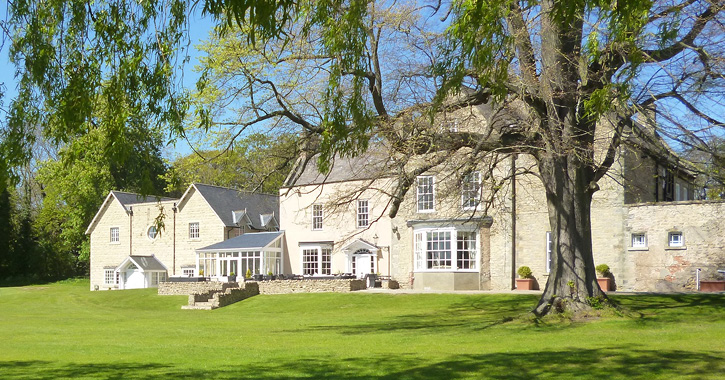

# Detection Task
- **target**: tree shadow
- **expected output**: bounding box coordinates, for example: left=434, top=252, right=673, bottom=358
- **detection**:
left=1, top=347, right=722, bottom=379
left=283, top=295, right=540, bottom=335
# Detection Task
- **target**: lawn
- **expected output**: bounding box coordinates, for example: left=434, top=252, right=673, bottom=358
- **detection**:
left=0, top=279, right=723, bottom=379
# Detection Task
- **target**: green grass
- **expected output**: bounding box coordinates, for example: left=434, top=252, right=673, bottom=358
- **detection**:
left=0, top=279, right=723, bottom=379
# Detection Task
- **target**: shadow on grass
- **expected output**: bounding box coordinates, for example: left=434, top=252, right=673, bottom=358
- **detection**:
left=611, top=293, right=725, bottom=323
left=1, top=347, right=722, bottom=379
left=284, top=295, right=539, bottom=335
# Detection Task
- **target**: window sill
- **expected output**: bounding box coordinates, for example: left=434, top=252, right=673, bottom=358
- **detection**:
left=109, top=242, right=121, bottom=245
left=414, top=269, right=479, bottom=273
left=665, top=246, right=687, bottom=251
left=189, top=238, right=201, bottom=242
left=628, top=247, right=649, bottom=251
left=417, top=209, right=436, bottom=213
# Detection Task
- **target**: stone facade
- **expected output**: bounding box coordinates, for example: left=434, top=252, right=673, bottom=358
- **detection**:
left=281, top=142, right=722, bottom=292
left=625, top=200, right=725, bottom=291
left=280, top=177, right=394, bottom=277
left=87, top=184, right=279, bottom=291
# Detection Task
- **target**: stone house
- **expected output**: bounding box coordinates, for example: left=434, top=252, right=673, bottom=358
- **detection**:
left=279, top=114, right=724, bottom=292
left=86, top=183, right=279, bottom=290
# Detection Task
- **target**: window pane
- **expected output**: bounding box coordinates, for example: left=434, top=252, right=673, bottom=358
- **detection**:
left=312, top=205, right=323, bottom=230
left=461, top=171, right=481, bottom=209
left=417, top=176, right=434, bottom=211
left=357, top=200, right=369, bottom=228
left=457, top=231, right=477, bottom=269
left=303, top=249, right=319, bottom=275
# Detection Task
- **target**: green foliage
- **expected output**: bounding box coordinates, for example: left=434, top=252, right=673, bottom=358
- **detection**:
left=596, top=264, right=611, bottom=277
left=587, top=295, right=607, bottom=310
left=3, top=0, right=189, bottom=180
left=245, top=268, right=252, bottom=279
left=164, top=133, right=296, bottom=196
left=36, top=118, right=168, bottom=272
left=517, top=266, right=533, bottom=279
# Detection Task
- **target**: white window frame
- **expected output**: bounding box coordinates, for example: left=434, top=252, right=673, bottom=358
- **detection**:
left=109, top=227, right=120, bottom=244
left=150, top=272, right=167, bottom=286
left=416, top=176, right=435, bottom=212
left=357, top=200, right=369, bottom=228
left=631, top=233, right=647, bottom=248
left=461, top=171, right=481, bottom=210
left=147, top=225, right=158, bottom=240
left=545, top=231, right=553, bottom=273
left=182, top=268, right=195, bottom=277
left=189, top=222, right=200, bottom=240
left=104, top=269, right=118, bottom=286
left=312, top=204, right=323, bottom=230
left=300, top=244, right=332, bottom=276
left=668, top=231, right=684, bottom=247
left=414, top=227, right=478, bottom=271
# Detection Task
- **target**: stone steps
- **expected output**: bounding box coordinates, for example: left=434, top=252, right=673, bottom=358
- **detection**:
left=181, top=300, right=216, bottom=310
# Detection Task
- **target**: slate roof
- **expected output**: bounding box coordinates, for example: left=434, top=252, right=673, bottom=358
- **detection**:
left=197, top=231, right=284, bottom=251
left=192, top=184, right=279, bottom=229
left=112, top=191, right=175, bottom=210
left=284, top=149, right=395, bottom=187
left=123, top=255, right=167, bottom=271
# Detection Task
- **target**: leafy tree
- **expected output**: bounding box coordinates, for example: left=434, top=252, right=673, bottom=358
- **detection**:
left=36, top=119, right=168, bottom=272
left=3, top=1, right=724, bottom=316
left=165, top=132, right=297, bottom=196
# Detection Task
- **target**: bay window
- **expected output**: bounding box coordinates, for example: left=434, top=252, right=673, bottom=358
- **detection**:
left=414, top=227, right=478, bottom=271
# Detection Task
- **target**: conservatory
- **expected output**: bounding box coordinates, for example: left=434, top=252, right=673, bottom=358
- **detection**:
left=195, top=231, right=284, bottom=279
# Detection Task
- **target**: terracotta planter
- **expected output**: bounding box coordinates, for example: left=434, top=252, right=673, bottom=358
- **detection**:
left=700, top=281, right=725, bottom=292
left=597, top=277, right=611, bottom=292
left=516, top=278, right=536, bottom=290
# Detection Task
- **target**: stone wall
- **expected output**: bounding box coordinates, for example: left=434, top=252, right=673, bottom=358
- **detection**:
left=158, top=281, right=239, bottom=296
left=625, top=200, right=725, bottom=291
left=215, top=282, right=260, bottom=307
left=256, top=279, right=365, bottom=294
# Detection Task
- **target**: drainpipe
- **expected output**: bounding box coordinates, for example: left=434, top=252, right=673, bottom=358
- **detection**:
left=173, top=203, right=177, bottom=276
left=696, top=268, right=701, bottom=291
left=511, top=154, right=517, bottom=290
left=129, top=206, right=133, bottom=257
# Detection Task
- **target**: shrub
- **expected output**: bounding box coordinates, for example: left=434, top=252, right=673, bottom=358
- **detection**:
left=517, top=266, right=533, bottom=279
left=245, top=268, right=252, bottom=279
left=596, top=264, right=611, bottom=277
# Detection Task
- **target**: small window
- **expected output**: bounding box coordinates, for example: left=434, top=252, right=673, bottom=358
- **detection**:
left=312, top=204, right=323, bottom=230
left=417, top=176, right=435, bottom=212
left=110, top=227, right=120, bottom=243
left=189, top=222, right=200, bottom=239
left=631, top=233, right=647, bottom=248
left=147, top=226, right=158, bottom=240
left=182, top=268, right=195, bottom=277
left=461, top=171, right=481, bottom=210
left=668, top=232, right=684, bottom=247
left=357, top=200, right=369, bottom=228
left=104, top=269, right=118, bottom=285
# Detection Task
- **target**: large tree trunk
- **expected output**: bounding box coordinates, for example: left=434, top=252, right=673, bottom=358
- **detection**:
left=534, top=154, right=606, bottom=316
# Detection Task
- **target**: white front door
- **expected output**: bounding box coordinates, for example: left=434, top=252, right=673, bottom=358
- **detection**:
left=125, top=269, right=145, bottom=289
left=353, top=255, right=374, bottom=279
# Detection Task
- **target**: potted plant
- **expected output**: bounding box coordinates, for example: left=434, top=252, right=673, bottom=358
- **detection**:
left=596, top=264, right=612, bottom=291
left=198, top=269, right=204, bottom=277
left=516, top=266, right=536, bottom=290
left=245, top=268, right=253, bottom=280
left=228, top=271, right=237, bottom=282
